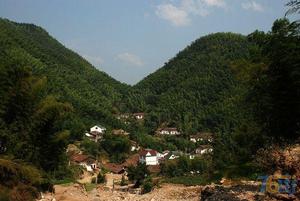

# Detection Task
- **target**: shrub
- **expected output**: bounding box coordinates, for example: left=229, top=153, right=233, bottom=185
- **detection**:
left=142, top=178, right=153, bottom=194
left=97, top=172, right=106, bottom=184
left=91, top=177, right=96, bottom=184
left=120, top=175, right=127, bottom=186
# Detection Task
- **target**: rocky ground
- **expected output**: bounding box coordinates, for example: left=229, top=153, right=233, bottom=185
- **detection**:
left=37, top=180, right=300, bottom=201
left=38, top=183, right=201, bottom=201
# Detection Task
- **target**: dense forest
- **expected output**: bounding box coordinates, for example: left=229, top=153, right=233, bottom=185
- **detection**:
left=0, top=1, right=299, bottom=200
left=0, top=18, right=129, bottom=199
left=0, top=19, right=129, bottom=132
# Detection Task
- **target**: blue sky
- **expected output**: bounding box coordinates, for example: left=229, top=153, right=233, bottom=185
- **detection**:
left=0, top=0, right=289, bottom=84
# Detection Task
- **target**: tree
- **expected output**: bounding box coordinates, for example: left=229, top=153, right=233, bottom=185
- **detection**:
left=286, top=0, right=300, bottom=15
left=127, top=163, right=149, bottom=187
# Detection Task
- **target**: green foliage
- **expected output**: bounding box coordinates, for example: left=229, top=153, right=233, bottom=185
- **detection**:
left=161, top=156, right=209, bottom=177
left=120, top=175, right=127, bottom=186
left=0, top=18, right=128, bottom=134
left=0, top=158, right=51, bottom=200
left=101, top=134, right=131, bottom=163
left=163, top=175, right=211, bottom=186
left=84, top=183, right=97, bottom=192
left=142, top=177, right=153, bottom=194
left=127, top=163, right=150, bottom=187
left=81, top=138, right=101, bottom=156
left=97, top=172, right=106, bottom=184
left=131, top=33, right=252, bottom=135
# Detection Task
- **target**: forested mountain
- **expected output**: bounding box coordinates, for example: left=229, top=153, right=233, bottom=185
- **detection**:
left=128, top=33, right=255, bottom=135
left=0, top=10, right=299, bottom=199
left=0, top=18, right=128, bottom=129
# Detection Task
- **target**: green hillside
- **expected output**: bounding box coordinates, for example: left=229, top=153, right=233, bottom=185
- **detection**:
left=129, top=33, right=254, bottom=134
left=0, top=18, right=128, bottom=128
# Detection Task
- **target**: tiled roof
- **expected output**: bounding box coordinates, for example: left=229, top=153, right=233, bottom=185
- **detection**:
left=190, top=132, right=213, bottom=139
left=123, top=154, right=139, bottom=167
left=71, top=154, right=90, bottom=163
left=139, top=149, right=158, bottom=157
left=102, top=163, right=124, bottom=174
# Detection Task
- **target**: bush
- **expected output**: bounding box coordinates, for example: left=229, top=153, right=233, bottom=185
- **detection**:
left=97, top=172, right=106, bottom=184
left=91, top=177, right=96, bottom=184
left=127, top=163, right=149, bottom=187
left=120, top=175, right=127, bottom=186
left=142, top=178, right=153, bottom=194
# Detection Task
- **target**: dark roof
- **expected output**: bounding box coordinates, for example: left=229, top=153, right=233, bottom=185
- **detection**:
left=190, top=132, right=214, bottom=139
left=130, top=140, right=138, bottom=146
left=133, top=112, right=145, bottom=116
left=123, top=154, right=139, bottom=167
left=196, top=145, right=213, bottom=150
left=112, top=129, right=129, bottom=135
left=139, top=149, right=158, bottom=157
left=71, top=154, right=90, bottom=163
left=159, top=127, right=179, bottom=132
left=102, top=163, right=125, bottom=174
left=102, top=154, right=140, bottom=174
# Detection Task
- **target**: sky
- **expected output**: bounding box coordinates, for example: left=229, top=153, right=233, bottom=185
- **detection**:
left=0, top=0, right=289, bottom=85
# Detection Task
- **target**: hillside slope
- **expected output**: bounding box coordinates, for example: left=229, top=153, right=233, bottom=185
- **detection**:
left=131, top=33, right=254, bottom=134
left=0, top=18, right=128, bottom=127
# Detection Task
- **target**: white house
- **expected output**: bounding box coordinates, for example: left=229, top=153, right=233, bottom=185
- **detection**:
left=133, top=113, right=145, bottom=120
left=130, top=140, right=140, bottom=152
left=85, top=125, right=106, bottom=142
left=70, top=154, right=97, bottom=172
left=163, top=151, right=181, bottom=160
left=139, top=149, right=160, bottom=165
left=158, top=128, right=181, bottom=135
left=190, top=132, right=213, bottom=143
left=195, top=145, right=213, bottom=155
left=90, top=125, right=106, bottom=134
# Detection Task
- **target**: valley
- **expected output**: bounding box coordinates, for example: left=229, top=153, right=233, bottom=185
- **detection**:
left=0, top=1, right=300, bottom=200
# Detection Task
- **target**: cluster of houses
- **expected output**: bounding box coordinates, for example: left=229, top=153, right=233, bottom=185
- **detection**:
left=85, top=125, right=140, bottom=152
left=137, top=132, right=214, bottom=166
left=116, top=112, right=145, bottom=124
left=74, top=116, right=214, bottom=174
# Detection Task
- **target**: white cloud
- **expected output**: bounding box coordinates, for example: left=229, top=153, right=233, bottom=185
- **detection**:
left=203, top=0, right=226, bottom=7
left=83, top=55, right=104, bottom=66
left=116, top=52, right=144, bottom=67
left=155, top=0, right=227, bottom=27
left=241, top=1, right=264, bottom=12
left=181, top=0, right=210, bottom=17
left=156, top=4, right=190, bottom=26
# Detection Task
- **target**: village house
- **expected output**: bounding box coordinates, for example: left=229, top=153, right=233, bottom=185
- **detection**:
left=190, top=132, right=214, bottom=143
left=130, top=140, right=140, bottom=152
left=164, top=151, right=180, bottom=160
left=116, top=113, right=130, bottom=120
left=112, top=129, right=129, bottom=136
left=157, top=127, right=181, bottom=135
left=85, top=125, right=106, bottom=142
left=70, top=154, right=97, bottom=172
left=133, top=112, right=145, bottom=120
left=195, top=145, right=213, bottom=155
left=139, top=149, right=160, bottom=165
left=102, top=163, right=125, bottom=174
left=102, top=154, right=140, bottom=174
left=116, top=113, right=131, bottom=124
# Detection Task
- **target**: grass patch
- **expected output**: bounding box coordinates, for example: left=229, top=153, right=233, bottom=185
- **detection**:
left=52, top=178, right=75, bottom=185
left=84, top=183, right=97, bottom=192
left=162, top=175, right=211, bottom=186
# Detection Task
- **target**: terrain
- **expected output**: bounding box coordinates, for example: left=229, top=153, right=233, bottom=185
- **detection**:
left=0, top=3, right=300, bottom=200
